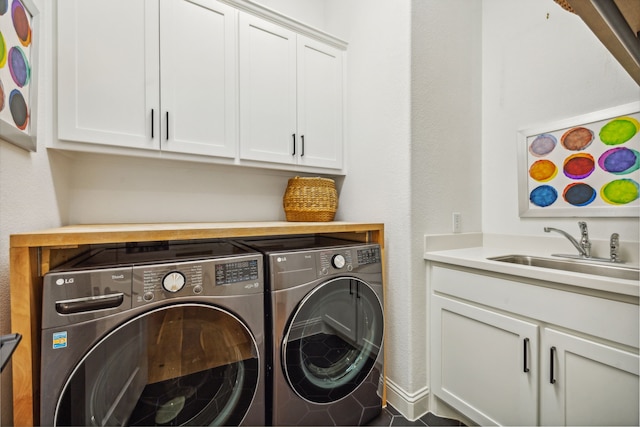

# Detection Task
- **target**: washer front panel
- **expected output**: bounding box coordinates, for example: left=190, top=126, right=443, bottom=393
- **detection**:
left=53, top=304, right=260, bottom=427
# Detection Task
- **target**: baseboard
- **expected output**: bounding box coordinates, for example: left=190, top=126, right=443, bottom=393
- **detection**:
left=384, top=378, right=429, bottom=422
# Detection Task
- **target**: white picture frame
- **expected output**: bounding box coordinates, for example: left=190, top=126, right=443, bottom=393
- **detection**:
left=518, top=102, right=640, bottom=218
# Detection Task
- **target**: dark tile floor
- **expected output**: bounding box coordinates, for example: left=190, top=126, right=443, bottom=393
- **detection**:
left=367, top=405, right=466, bottom=427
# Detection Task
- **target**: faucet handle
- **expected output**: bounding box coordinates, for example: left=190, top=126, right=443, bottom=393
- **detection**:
left=610, top=233, right=620, bottom=262
left=578, top=221, right=588, bottom=237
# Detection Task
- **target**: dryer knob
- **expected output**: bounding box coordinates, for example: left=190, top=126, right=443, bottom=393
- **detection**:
left=332, top=254, right=346, bottom=269
left=162, top=271, right=186, bottom=293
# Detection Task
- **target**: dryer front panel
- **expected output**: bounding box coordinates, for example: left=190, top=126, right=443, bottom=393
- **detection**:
left=281, top=277, right=384, bottom=404
left=52, top=303, right=260, bottom=426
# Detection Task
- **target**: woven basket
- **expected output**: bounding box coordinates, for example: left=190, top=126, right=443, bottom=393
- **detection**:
left=283, top=177, right=338, bottom=222
left=553, top=0, right=575, bottom=13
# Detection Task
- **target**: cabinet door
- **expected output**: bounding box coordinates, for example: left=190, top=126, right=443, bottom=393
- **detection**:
left=297, top=36, right=343, bottom=169
left=57, top=0, right=160, bottom=150
left=160, top=0, right=237, bottom=157
left=541, top=328, right=639, bottom=426
left=238, top=12, right=297, bottom=164
left=431, top=295, right=538, bottom=426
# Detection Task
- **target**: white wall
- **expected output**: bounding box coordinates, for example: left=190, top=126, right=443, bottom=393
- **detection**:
left=0, top=1, right=65, bottom=424
left=410, top=0, right=483, bottom=416
left=482, top=0, right=640, bottom=243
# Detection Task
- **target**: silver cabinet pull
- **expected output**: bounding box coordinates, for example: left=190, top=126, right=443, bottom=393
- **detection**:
left=151, top=109, right=154, bottom=139
left=301, top=134, right=305, bottom=156
left=292, top=134, right=296, bottom=155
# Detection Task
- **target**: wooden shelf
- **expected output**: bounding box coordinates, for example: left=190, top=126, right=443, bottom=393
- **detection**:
left=9, top=221, right=384, bottom=426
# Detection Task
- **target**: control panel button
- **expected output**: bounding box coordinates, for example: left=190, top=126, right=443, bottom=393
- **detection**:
left=193, top=285, right=203, bottom=294
left=162, top=271, right=186, bottom=293
left=143, top=292, right=154, bottom=302
left=332, top=254, right=346, bottom=269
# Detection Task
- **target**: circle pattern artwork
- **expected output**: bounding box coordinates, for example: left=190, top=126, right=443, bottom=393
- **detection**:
left=530, top=185, right=557, bottom=207
left=0, top=79, right=4, bottom=111
left=598, top=147, right=639, bottom=175
left=600, top=179, right=639, bottom=205
left=0, top=31, right=6, bottom=68
left=600, top=117, right=639, bottom=146
left=0, top=0, right=7, bottom=15
left=529, top=134, right=557, bottom=157
left=529, top=159, right=557, bottom=182
left=11, top=0, right=30, bottom=47
left=563, top=183, right=596, bottom=206
left=9, top=88, right=27, bottom=129
left=561, top=127, right=594, bottom=151
left=8, top=45, right=29, bottom=87
left=563, top=153, right=595, bottom=179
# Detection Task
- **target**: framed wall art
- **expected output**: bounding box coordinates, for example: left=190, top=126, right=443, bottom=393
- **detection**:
left=0, top=0, right=38, bottom=152
left=518, top=102, right=640, bottom=217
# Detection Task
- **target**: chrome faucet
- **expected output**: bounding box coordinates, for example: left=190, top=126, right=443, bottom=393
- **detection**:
left=610, top=233, right=620, bottom=262
left=544, top=221, right=591, bottom=258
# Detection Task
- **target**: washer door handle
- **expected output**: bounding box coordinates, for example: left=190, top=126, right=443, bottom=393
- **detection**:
left=55, top=293, right=125, bottom=315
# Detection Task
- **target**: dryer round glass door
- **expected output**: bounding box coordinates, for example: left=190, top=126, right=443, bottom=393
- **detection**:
left=282, top=277, right=384, bottom=403
left=54, top=304, right=259, bottom=426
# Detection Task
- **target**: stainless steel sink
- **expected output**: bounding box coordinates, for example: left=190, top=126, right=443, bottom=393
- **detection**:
left=488, top=255, right=640, bottom=281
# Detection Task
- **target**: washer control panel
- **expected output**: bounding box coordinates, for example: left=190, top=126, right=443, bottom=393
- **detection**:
left=132, top=255, right=262, bottom=307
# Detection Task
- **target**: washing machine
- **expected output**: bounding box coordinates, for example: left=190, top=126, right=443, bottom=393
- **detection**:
left=40, top=239, right=265, bottom=426
left=241, top=236, right=384, bottom=426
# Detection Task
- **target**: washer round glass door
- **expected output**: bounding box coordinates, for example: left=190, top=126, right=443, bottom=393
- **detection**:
left=55, top=304, right=259, bottom=426
left=283, top=278, right=384, bottom=403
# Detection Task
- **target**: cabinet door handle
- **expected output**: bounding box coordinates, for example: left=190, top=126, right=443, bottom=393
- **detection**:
left=292, top=134, right=296, bottom=155
left=151, top=109, right=155, bottom=139
left=301, top=135, right=305, bottom=156
left=523, top=338, right=530, bottom=373
left=166, top=111, right=169, bottom=141
left=550, top=346, right=557, bottom=384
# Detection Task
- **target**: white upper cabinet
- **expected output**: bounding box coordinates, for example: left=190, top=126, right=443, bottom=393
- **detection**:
left=238, top=13, right=297, bottom=165
left=239, top=12, right=344, bottom=170
left=160, top=0, right=237, bottom=157
left=57, top=0, right=160, bottom=150
left=56, top=0, right=346, bottom=172
left=58, top=0, right=237, bottom=158
left=297, top=36, right=344, bottom=169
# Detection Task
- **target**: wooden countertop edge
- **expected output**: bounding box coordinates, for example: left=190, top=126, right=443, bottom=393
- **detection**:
left=10, top=221, right=385, bottom=248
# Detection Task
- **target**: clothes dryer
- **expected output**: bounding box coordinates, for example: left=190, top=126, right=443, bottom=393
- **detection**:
left=241, top=236, right=384, bottom=426
left=40, top=239, right=265, bottom=426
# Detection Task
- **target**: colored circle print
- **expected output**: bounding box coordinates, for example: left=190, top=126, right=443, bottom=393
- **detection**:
left=0, top=79, right=4, bottom=112
left=11, top=0, right=31, bottom=47
left=529, top=159, right=558, bottom=182
left=601, top=179, right=639, bottom=205
left=563, top=153, right=595, bottom=179
left=8, top=46, right=29, bottom=87
left=530, top=185, right=557, bottom=207
left=561, top=127, right=594, bottom=151
left=600, top=117, right=640, bottom=146
left=0, top=31, right=6, bottom=68
left=529, top=134, right=557, bottom=157
left=0, top=0, right=7, bottom=15
left=563, top=183, right=596, bottom=207
left=9, top=88, right=27, bottom=130
left=598, top=147, right=640, bottom=175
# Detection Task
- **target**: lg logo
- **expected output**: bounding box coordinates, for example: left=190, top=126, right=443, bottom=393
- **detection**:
left=55, top=277, right=74, bottom=286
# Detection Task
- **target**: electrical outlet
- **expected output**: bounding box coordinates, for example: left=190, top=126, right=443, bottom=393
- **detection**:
left=452, top=212, right=462, bottom=233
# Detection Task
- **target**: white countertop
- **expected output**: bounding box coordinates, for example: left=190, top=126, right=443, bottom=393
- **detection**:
left=424, top=233, right=640, bottom=298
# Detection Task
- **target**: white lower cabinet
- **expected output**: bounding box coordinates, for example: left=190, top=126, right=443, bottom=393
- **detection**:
left=429, top=265, right=639, bottom=427
left=540, top=328, right=639, bottom=426
left=431, top=295, right=538, bottom=426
